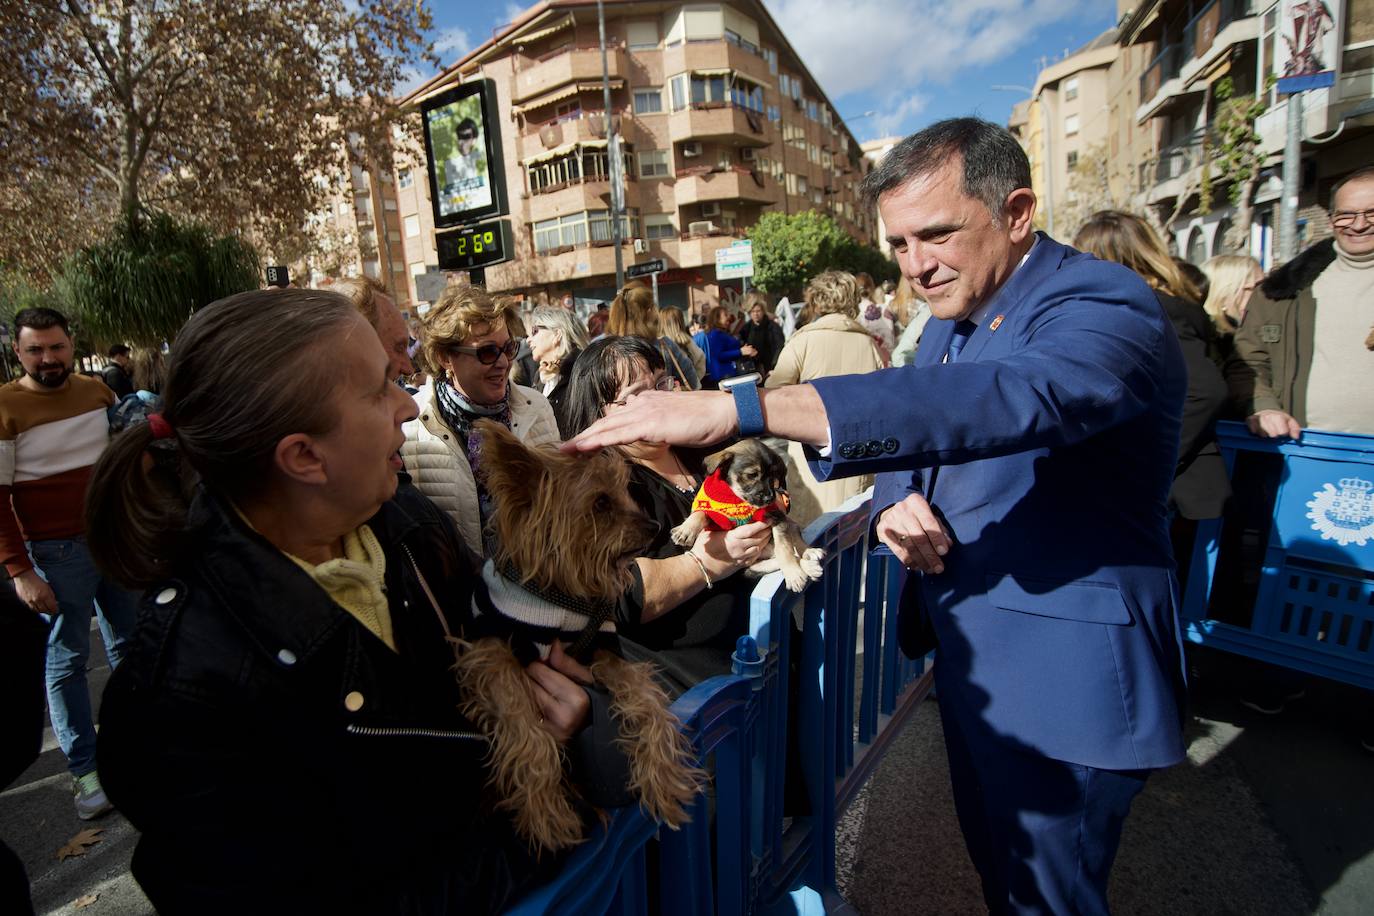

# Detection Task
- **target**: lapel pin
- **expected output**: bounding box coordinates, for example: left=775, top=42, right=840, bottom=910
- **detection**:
left=988, top=314, right=1005, bottom=332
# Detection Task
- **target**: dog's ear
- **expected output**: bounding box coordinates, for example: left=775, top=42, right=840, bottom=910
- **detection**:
left=703, top=446, right=735, bottom=476
left=473, top=419, right=545, bottom=503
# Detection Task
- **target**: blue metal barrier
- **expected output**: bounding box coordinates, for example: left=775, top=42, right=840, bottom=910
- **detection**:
left=1184, top=421, right=1374, bottom=688
left=511, top=492, right=934, bottom=913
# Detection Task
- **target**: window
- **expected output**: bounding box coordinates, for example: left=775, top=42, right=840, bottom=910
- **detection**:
left=1064, top=113, right=1080, bottom=136
left=690, top=73, right=729, bottom=105
left=669, top=74, right=688, bottom=111
left=1066, top=151, right=1079, bottom=170
left=1064, top=76, right=1079, bottom=102
left=363, top=260, right=381, bottom=278
left=729, top=80, right=764, bottom=113
left=633, top=88, right=663, bottom=114
left=527, top=144, right=635, bottom=194
left=626, top=21, right=658, bottom=51
left=409, top=261, right=426, bottom=277
left=767, top=104, right=780, bottom=122
left=783, top=122, right=806, bottom=149
left=764, top=47, right=778, bottom=74
left=644, top=213, right=676, bottom=240
left=388, top=230, right=401, bottom=242
left=639, top=149, right=670, bottom=178
left=405, top=214, right=421, bottom=237
left=785, top=173, right=808, bottom=195
left=806, top=99, right=818, bottom=121
left=383, top=199, right=398, bottom=211
left=532, top=210, right=640, bottom=253
left=790, top=78, right=802, bottom=101
left=398, top=169, right=413, bottom=189
left=779, top=74, right=792, bottom=98
left=1344, top=0, right=1374, bottom=72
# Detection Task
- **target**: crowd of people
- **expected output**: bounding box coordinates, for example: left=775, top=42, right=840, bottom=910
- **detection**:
left=1, top=113, right=1370, bottom=914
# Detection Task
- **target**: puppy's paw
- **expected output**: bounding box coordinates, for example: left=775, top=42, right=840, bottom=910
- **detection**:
left=743, top=557, right=780, bottom=578
left=783, top=566, right=813, bottom=592
left=669, top=523, right=696, bottom=547
left=800, top=547, right=825, bottom=579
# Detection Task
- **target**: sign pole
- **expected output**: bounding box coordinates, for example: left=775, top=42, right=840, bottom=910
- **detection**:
left=1279, top=90, right=1303, bottom=263
left=651, top=271, right=659, bottom=307
left=597, top=0, right=625, bottom=293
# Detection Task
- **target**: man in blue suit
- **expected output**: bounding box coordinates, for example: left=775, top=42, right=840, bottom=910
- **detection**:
left=567, top=118, right=1189, bottom=914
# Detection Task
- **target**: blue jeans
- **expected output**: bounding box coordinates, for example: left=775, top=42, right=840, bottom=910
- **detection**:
left=29, top=538, right=138, bottom=777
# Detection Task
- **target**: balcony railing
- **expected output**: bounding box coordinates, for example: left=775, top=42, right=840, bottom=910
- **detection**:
left=1137, top=130, right=1220, bottom=190
left=1138, top=0, right=1257, bottom=102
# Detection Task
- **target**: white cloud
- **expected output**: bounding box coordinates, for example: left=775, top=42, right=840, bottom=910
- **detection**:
left=432, top=25, right=473, bottom=59
left=868, top=93, right=931, bottom=140
left=762, top=0, right=1089, bottom=100
left=501, top=3, right=525, bottom=26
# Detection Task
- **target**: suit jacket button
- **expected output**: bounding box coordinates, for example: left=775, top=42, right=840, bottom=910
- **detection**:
left=865, top=440, right=883, bottom=457
left=882, top=437, right=899, bottom=454
left=840, top=444, right=856, bottom=459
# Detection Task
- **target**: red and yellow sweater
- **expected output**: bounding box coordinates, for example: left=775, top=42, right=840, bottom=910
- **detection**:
left=690, top=470, right=790, bottom=531
left=0, top=375, right=114, bottom=574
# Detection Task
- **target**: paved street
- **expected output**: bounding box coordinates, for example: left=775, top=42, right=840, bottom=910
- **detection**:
left=5, top=630, right=1373, bottom=914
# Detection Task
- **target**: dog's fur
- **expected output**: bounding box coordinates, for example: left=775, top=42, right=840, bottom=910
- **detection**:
left=455, top=420, right=701, bottom=852
left=670, top=439, right=824, bottom=592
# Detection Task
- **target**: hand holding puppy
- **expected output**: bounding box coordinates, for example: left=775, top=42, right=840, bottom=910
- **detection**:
left=526, top=642, right=593, bottom=744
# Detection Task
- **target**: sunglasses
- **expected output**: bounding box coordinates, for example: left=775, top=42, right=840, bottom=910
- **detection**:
left=610, top=375, right=676, bottom=407
left=448, top=339, right=518, bottom=365
left=457, top=132, right=477, bottom=141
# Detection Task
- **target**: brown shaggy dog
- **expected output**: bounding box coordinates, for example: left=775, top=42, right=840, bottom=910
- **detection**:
left=455, top=420, right=701, bottom=852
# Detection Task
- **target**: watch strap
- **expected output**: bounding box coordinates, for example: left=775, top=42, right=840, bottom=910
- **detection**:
left=730, top=378, right=765, bottom=437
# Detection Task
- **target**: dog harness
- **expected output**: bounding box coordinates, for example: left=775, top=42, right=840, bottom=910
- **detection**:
left=691, top=470, right=790, bottom=531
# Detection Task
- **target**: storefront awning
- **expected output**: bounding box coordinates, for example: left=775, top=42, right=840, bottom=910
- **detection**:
left=522, top=138, right=609, bottom=166
left=512, top=83, right=580, bottom=115
left=731, top=71, right=772, bottom=91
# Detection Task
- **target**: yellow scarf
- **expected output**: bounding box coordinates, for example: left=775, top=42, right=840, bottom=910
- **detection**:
left=286, top=525, right=396, bottom=652
left=232, top=504, right=396, bottom=652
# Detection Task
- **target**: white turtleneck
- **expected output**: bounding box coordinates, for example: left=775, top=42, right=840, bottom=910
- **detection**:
left=1304, top=241, right=1374, bottom=434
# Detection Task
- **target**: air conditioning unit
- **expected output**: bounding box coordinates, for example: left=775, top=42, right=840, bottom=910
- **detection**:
left=740, top=147, right=757, bottom=162
left=681, top=141, right=703, bottom=158
left=633, top=238, right=649, bottom=253
left=700, top=202, right=722, bottom=218
left=688, top=220, right=718, bottom=236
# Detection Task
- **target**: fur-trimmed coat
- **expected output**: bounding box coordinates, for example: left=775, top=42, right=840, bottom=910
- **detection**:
left=1230, top=239, right=1338, bottom=424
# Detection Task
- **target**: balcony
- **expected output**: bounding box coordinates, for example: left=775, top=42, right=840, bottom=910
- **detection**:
left=673, top=165, right=777, bottom=207
left=519, top=238, right=635, bottom=284
left=1136, top=0, right=1259, bottom=123
left=518, top=110, right=639, bottom=162
left=676, top=228, right=749, bottom=270
left=661, top=37, right=773, bottom=91
left=514, top=44, right=626, bottom=102
left=667, top=101, right=771, bottom=145
left=1138, top=133, right=1215, bottom=205
left=527, top=176, right=640, bottom=223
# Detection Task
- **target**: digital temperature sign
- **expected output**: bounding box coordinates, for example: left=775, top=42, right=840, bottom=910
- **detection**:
left=436, top=219, right=514, bottom=271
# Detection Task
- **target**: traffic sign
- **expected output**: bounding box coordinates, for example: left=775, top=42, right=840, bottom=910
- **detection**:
left=715, top=240, right=754, bottom=280
left=626, top=258, right=666, bottom=279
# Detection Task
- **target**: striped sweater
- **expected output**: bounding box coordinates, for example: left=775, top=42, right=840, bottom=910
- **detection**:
left=0, top=374, right=114, bottom=575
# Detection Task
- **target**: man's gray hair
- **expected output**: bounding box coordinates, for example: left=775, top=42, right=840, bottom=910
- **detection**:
left=860, top=117, right=1033, bottom=220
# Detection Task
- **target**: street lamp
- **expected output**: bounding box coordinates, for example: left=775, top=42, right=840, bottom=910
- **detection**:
left=992, top=84, right=1054, bottom=237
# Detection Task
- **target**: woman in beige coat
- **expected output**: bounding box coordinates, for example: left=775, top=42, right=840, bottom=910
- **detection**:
left=764, top=270, right=887, bottom=526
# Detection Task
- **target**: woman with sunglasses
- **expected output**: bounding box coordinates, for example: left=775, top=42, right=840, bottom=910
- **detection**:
left=402, top=286, right=560, bottom=558
left=562, top=337, right=771, bottom=694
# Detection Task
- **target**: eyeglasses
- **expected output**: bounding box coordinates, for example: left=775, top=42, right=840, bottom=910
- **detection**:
left=448, top=339, right=518, bottom=365
left=1331, top=208, right=1374, bottom=228
left=610, top=375, right=676, bottom=408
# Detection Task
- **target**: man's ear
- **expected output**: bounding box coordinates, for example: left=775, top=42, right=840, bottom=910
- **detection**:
left=703, top=446, right=735, bottom=476
left=1004, top=188, right=1037, bottom=243
left=274, top=434, right=328, bottom=487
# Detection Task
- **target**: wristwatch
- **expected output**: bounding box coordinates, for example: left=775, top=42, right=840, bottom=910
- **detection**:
left=720, top=372, right=765, bottom=437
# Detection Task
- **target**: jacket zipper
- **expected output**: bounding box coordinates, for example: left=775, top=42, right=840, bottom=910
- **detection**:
left=346, top=723, right=483, bottom=741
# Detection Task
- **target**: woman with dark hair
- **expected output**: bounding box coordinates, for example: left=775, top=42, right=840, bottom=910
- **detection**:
left=739, top=292, right=785, bottom=376
left=563, top=336, right=771, bottom=692
left=86, top=289, right=609, bottom=913
left=691, top=304, right=756, bottom=387
left=1074, top=211, right=1232, bottom=561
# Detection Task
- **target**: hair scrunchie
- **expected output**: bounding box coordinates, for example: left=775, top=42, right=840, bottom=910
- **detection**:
left=147, top=413, right=174, bottom=440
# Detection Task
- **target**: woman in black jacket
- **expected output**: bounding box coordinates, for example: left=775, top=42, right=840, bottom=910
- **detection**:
left=739, top=292, right=785, bottom=376
left=1075, top=212, right=1232, bottom=575
left=86, top=289, right=625, bottom=915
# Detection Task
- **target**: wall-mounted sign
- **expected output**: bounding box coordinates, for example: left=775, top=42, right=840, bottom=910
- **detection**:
left=436, top=219, right=514, bottom=271
left=421, top=79, right=508, bottom=227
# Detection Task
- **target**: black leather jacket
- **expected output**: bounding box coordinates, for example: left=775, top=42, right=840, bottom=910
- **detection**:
left=99, top=481, right=554, bottom=915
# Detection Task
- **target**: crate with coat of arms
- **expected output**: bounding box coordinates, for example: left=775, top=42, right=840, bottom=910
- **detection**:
left=1183, top=422, right=1374, bottom=689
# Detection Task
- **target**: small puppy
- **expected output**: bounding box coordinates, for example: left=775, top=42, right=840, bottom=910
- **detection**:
left=455, top=420, right=701, bottom=853
left=671, top=439, right=825, bottom=592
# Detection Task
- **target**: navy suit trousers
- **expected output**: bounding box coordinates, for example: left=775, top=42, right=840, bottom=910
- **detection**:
left=938, top=667, right=1149, bottom=915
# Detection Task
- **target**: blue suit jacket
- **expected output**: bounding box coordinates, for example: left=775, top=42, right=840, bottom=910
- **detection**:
left=808, top=235, right=1188, bottom=771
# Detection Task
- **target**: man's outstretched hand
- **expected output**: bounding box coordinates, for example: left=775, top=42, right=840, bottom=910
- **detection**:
left=562, top=390, right=737, bottom=453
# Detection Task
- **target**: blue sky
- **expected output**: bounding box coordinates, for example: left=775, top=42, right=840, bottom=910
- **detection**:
left=414, top=1, right=1117, bottom=143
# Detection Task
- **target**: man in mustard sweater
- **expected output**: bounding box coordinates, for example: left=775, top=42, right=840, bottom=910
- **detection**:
left=2, top=307, right=136, bottom=819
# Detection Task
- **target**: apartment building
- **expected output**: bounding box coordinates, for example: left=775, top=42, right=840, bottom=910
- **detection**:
left=397, top=0, right=877, bottom=311
left=1120, top=0, right=1372, bottom=266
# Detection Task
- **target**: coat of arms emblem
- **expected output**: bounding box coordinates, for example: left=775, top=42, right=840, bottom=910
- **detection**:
left=1306, top=477, right=1374, bottom=547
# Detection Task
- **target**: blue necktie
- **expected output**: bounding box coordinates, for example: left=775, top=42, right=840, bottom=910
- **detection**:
left=946, top=319, right=977, bottom=363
